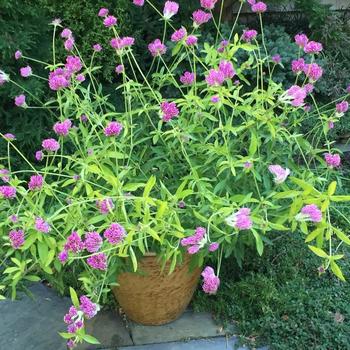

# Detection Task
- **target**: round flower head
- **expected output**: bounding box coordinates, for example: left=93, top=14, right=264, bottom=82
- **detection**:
left=304, top=41, right=323, bottom=54
left=181, top=227, right=206, bottom=248
left=294, top=33, right=308, bottom=48
left=211, top=95, right=220, bottom=103
left=0, top=169, right=10, bottom=182
left=64, top=231, right=84, bottom=253
left=324, top=153, right=341, bottom=168
left=35, top=217, right=51, bottom=233
left=244, top=161, right=253, bottom=169
left=219, top=60, right=235, bottom=79
left=28, top=174, right=44, bottom=191
left=297, top=204, right=322, bottom=223
left=9, top=214, right=18, bottom=223
left=58, top=250, right=69, bottom=264
left=103, top=15, right=117, bottom=27
left=200, top=0, right=218, bottom=10
left=9, top=230, right=25, bottom=249
left=42, top=138, right=60, bottom=152
left=209, top=242, right=219, bottom=252
left=251, top=1, right=267, bottom=13
left=225, top=208, right=252, bottom=230
left=185, top=35, right=198, bottom=46
left=61, top=28, right=72, bottom=39
left=268, top=165, right=290, bottom=184
left=0, top=70, right=10, bottom=85
left=291, top=58, right=305, bottom=74
left=14, top=94, right=26, bottom=107
left=93, top=43, right=102, bottom=52
left=192, top=9, right=212, bottom=27
left=303, top=63, right=323, bottom=82
left=15, top=50, right=22, bottom=60
left=171, top=27, right=187, bottom=42
left=148, top=39, right=167, bottom=57
left=163, top=1, right=179, bottom=20
left=272, top=54, right=281, bottom=64
left=98, top=8, right=109, bottom=17
left=65, top=56, right=82, bottom=74
left=35, top=150, right=44, bottom=161
left=201, top=266, right=220, bottom=294
left=76, top=74, right=85, bottom=82
left=3, top=133, right=16, bottom=140
left=115, top=64, right=124, bottom=74
left=180, top=71, right=195, bottom=85
left=87, top=253, right=107, bottom=271
left=104, top=121, right=123, bottom=137
left=133, top=0, right=145, bottom=5
left=160, top=101, right=179, bottom=122
left=84, top=232, right=103, bottom=253
left=242, top=29, right=257, bottom=42
left=304, top=83, right=314, bottom=94
left=53, top=119, right=72, bottom=136
left=20, top=66, right=32, bottom=78
left=0, top=185, right=16, bottom=199
left=336, top=101, right=349, bottom=114
left=286, top=85, right=307, bottom=107
left=217, top=39, right=229, bottom=53
left=79, top=296, right=98, bottom=319
left=48, top=68, right=71, bottom=91
left=328, top=121, right=334, bottom=129
left=96, top=198, right=114, bottom=214
left=104, top=223, right=126, bottom=245
left=64, top=38, right=75, bottom=51
left=205, top=69, right=225, bottom=86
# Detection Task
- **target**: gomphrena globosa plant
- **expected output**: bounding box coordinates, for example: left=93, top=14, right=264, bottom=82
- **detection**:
left=1, top=0, right=350, bottom=347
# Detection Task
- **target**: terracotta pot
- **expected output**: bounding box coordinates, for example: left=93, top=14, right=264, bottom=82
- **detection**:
left=113, top=253, right=201, bottom=325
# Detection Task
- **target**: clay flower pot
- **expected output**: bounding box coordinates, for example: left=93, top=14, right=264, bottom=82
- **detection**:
left=113, top=253, right=201, bottom=325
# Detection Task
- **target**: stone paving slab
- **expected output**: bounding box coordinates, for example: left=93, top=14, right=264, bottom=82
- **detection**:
left=119, top=337, right=268, bottom=350
left=129, top=310, right=223, bottom=345
left=0, top=283, right=70, bottom=350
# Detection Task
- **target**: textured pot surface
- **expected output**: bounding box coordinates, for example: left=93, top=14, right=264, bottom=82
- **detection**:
left=113, top=254, right=201, bottom=325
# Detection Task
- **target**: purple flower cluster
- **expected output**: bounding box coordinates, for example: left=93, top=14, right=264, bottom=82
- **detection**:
left=299, top=204, right=322, bottom=223
left=96, top=198, right=114, bottom=214
left=133, top=0, right=145, bottom=6
left=180, top=71, right=195, bottom=85
left=9, top=229, right=25, bottom=249
left=201, top=266, right=220, bottom=294
left=42, top=138, right=60, bottom=152
left=28, top=174, right=44, bottom=191
left=104, top=121, right=123, bottom=137
left=226, top=208, right=252, bottom=230
left=192, top=9, right=212, bottom=27
left=160, top=101, right=179, bottom=122
left=103, top=223, right=126, bottom=245
left=324, top=153, right=341, bottom=168
left=250, top=1, right=267, bottom=13
left=15, top=94, right=26, bottom=107
left=148, top=39, right=167, bottom=57
left=181, top=227, right=206, bottom=254
left=336, top=101, right=349, bottom=114
left=163, top=1, right=179, bottom=20
left=0, top=169, right=10, bottom=182
left=84, top=232, right=103, bottom=253
left=242, top=29, right=257, bottom=42
left=110, top=37, right=135, bottom=51
left=268, top=165, right=290, bottom=184
left=103, top=15, right=117, bottom=27
left=20, top=66, right=32, bottom=78
left=294, top=33, right=322, bottom=54
left=171, top=27, right=187, bottom=42
left=35, top=217, right=51, bottom=233
left=0, top=185, right=16, bottom=199
left=61, top=28, right=75, bottom=52
left=87, top=253, right=107, bottom=270
left=206, top=60, right=235, bottom=86
left=286, top=85, right=307, bottom=107
left=53, top=119, right=72, bottom=136
left=64, top=231, right=85, bottom=254
left=200, top=0, right=218, bottom=10
left=79, top=295, right=98, bottom=319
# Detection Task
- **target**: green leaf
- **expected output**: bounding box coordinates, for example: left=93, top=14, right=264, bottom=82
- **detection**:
left=308, top=245, right=328, bottom=258
left=82, top=334, right=100, bottom=344
left=249, top=130, right=258, bottom=156
left=330, top=195, right=350, bottom=202
left=330, top=260, right=346, bottom=281
left=305, top=228, right=323, bottom=243
left=69, top=287, right=79, bottom=308
left=143, top=176, right=156, bottom=198
left=333, top=227, right=350, bottom=245
left=252, top=230, right=264, bottom=256
left=38, top=241, right=48, bottom=265
left=59, top=332, right=74, bottom=339
left=129, top=247, right=138, bottom=272
left=327, top=181, right=337, bottom=196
